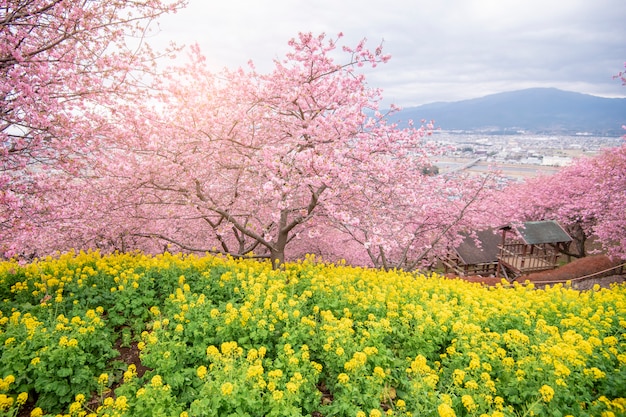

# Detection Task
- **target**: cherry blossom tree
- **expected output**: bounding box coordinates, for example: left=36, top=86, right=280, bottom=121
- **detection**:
left=0, top=0, right=185, bottom=257
left=75, top=32, right=504, bottom=270
left=89, top=33, right=454, bottom=267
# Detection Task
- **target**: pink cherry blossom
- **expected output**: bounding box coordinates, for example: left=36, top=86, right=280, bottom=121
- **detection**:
left=1, top=0, right=185, bottom=257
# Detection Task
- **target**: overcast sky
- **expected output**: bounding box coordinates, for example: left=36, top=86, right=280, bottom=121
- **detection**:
left=150, top=0, right=626, bottom=107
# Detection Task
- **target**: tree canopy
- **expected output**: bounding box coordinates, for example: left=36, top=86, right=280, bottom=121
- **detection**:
left=81, top=34, right=500, bottom=268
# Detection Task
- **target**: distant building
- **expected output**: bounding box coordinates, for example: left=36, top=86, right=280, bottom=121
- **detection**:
left=521, top=157, right=542, bottom=165
left=542, top=156, right=571, bottom=167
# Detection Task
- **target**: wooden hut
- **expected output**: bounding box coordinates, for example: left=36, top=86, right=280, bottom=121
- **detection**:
left=496, top=220, right=572, bottom=280
left=442, top=228, right=500, bottom=277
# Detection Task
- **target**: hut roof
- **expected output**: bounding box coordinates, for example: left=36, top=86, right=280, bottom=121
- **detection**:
left=501, top=220, right=572, bottom=245
left=454, top=228, right=500, bottom=265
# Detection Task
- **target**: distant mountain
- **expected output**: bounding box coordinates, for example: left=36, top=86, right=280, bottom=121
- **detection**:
left=391, top=88, right=626, bottom=136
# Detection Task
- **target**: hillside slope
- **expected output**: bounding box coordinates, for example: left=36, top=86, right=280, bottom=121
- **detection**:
left=393, top=88, right=626, bottom=135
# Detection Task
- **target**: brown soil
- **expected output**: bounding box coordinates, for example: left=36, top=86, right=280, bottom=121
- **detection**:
left=524, top=255, right=623, bottom=282
left=452, top=255, right=625, bottom=289
left=115, top=339, right=151, bottom=378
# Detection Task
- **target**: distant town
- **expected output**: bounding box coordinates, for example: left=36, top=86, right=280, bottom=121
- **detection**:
left=428, top=132, right=624, bottom=180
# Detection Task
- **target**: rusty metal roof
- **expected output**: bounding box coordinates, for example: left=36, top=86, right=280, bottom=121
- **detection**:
left=503, top=220, right=572, bottom=245
left=455, top=228, right=501, bottom=265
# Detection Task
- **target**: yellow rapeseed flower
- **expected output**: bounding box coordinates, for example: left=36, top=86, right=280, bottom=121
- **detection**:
left=247, top=348, right=258, bottom=362
left=30, top=407, right=43, bottom=417
left=1, top=375, right=15, bottom=390
left=123, top=364, right=137, bottom=382
left=246, top=364, right=263, bottom=379
left=539, top=384, right=555, bottom=403
left=268, top=369, right=283, bottom=379
left=197, top=365, right=207, bottom=380
left=114, top=396, right=128, bottom=411
left=464, top=380, right=479, bottom=390
left=272, top=390, right=283, bottom=401
left=437, top=403, right=456, bottom=417
left=461, top=395, right=477, bottom=412
left=97, top=373, right=109, bottom=386
left=584, top=367, right=606, bottom=380
left=69, top=401, right=83, bottom=414
left=221, top=341, right=240, bottom=356
left=286, top=381, right=298, bottom=393
left=452, top=369, right=465, bottom=386
left=363, top=347, right=378, bottom=356
left=0, top=394, right=13, bottom=410
left=221, top=382, right=234, bottom=396
left=151, top=375, right=163, bottom=388
left=17, top=392, right=28, bottom=405
left=206, top=345, right=220, bottom=357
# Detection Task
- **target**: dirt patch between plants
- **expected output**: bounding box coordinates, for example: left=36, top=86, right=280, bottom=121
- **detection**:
left=115, top=340, right=151, bottom=378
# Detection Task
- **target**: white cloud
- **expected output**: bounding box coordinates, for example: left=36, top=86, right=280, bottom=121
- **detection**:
left=150, top=0, right=626, bottom=106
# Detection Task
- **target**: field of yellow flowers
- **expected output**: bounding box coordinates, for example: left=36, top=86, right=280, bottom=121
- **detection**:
left=0, top=251, right=625, bottom=417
